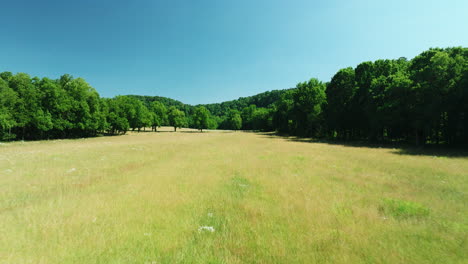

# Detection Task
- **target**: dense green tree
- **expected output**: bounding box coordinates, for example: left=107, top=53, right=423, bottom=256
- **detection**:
left=272, top=91, right=294, bottom=133
left=168, top=106, right=186, bottom=131
left=225, top=109, right=242, bottom=131
left=203, top=89, right=292, bottom=117
left=325, top=67, right=356, bottom=139
left=381, top=70, right=413, bottom=140
left=108, top=96, right=151, bottom=132
left=149, top=101, right=167, bottom=131
left=241, top=104, right=257, bottom=130
left=292, top=78, right=327, bottom=136
left=348, top=61, right=375, bottom=139
left=251, top=107, right=272, bottom=131
left=452, top=48, right=468, bottom=145
left=105, top=97, right=130, bottom=134
left=207, top=116, right=220, bottom=129
left=8, top=73, right=39, bottom=139
left=409, top=48, right=463, bottom=145
left=37, top=77, right=68, bottom=137
left=193, top=106, right=210, bottom=132
left=132, top=99, right=151, bottom=132
left=55, top=75, right=104, bottom=137
left=0, top=78, right=17, bottom=140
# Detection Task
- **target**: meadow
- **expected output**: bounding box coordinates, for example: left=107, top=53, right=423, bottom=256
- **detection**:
left=1, top=128, right=467, bottom=264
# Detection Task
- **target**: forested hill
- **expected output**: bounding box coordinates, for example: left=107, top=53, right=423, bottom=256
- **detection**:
left=127, top=95, right=192, bottom=113
left=200, top=89, right=295, bottom=116
left=127, top=88, right=295, bottom=117
left=1, top=47, right=467, bottom=145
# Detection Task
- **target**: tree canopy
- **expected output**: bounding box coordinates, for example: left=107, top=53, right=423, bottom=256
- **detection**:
left=168, top=106, right=187, bottom=132
left=193, top=106, right=210, bottom=132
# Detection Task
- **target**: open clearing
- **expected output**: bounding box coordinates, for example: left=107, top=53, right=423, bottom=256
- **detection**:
left=1, top=127, right=467, bottom=263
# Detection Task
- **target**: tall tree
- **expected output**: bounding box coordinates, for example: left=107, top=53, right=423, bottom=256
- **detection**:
left=149, top=101, right=167, bottom=131
left=106, top=96, right=131, bottom=134
left=272, top=90, right=294, bottom=134
left=193, top=106, right=210, bottom=132
left=349, top=61, right=375, bottom=139
left=168, top=106, right=186, bottom=131
left=226, top=109, right=242, bottom=131
left=241, top=104, right=257, bottom=130
left=0, top=78, right=18, bottom=140
left=292, top=78, right=327, bottom=136
left=409, top=48, right=460, bottom=145
left=251, top=107, right=272, bottom=131
left=325, top=67, right=356, bottom=139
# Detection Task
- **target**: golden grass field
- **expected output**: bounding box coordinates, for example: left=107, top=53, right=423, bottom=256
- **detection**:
left=1, top=127, right=467, bottom=263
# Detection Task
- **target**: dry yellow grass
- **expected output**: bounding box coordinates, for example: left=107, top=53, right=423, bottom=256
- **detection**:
left=1, top=127, right=467, bottom=263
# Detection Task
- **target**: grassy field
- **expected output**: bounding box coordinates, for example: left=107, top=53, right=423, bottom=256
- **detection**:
left=1, top=127, right=467, bottom=264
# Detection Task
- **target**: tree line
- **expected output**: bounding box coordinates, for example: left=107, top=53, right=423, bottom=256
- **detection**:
left=202, top=47, right=468, bottom=146
left=1, top=47, right=467, bottom=145
left=273, top=47, right=468, bottom=146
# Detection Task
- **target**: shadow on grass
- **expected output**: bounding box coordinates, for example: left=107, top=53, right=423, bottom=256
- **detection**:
left=258, top=132, right=468, bottom=158
left=126, top=130, right=176, bottom=133
left=100, top=133, right=125, bottom=137
left=179, top=131, right=203, bottom=133
left=127, top=130, right=160, bottom=133
left=179, top=130, right=237, bottom=133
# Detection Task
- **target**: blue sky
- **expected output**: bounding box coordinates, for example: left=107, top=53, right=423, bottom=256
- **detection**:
left=1, top=0, right=467, bottom=104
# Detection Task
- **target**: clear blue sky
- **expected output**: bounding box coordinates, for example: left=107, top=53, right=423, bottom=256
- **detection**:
left=1, top=0, right=467, bottom=104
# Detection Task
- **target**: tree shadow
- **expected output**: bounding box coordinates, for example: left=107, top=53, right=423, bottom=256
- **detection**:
left=101, top=133, right=125, bottom=137
left=128, top=130, right=174, bottom=133
left=392, top=147, right=468, bottom=158
left=178, top=130, right=237, bottom=133
left=129, top=130, right=155, bottom=133
left=258, top=132, right=468, bottom=158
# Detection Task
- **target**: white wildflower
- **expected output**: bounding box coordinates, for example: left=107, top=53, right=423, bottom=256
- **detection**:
left=198, top=226, right=215, bottom=233
left=207, top=212, right=213, bottom=218
left=67, top=168, right=76, bottom=173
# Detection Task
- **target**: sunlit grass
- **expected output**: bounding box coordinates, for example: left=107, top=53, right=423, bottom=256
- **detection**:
left=1, top=127, right=467, bottom=263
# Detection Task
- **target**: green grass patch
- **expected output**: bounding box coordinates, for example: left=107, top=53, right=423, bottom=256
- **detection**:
left=379, top=198, right=430, bottom=219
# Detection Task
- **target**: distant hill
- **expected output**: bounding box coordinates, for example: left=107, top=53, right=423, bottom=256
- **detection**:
left=200, top=88, right=295, bottom=116
left=127, top=95, right=192, bottom=113
left=127, top=88, right=295, bottom=116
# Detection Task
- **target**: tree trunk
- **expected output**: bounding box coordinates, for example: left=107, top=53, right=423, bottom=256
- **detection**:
left=415, top=129, right=426, bottom=146
left=415, top=129, right=420, bottom=146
